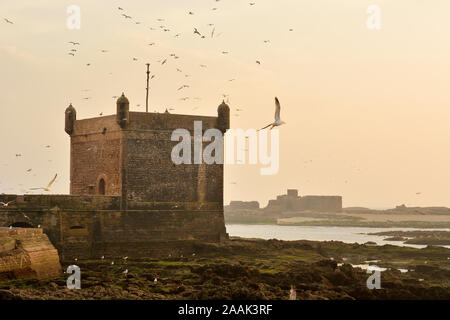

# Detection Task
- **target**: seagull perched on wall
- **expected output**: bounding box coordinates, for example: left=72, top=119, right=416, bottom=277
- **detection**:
left=29, top=174, right=57, bottom=191
left=258, top=97, right=286, bottom=130
left=0, top=201, right=15, bottom=207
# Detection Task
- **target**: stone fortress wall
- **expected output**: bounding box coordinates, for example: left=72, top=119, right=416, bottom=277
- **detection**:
left=0, top=94, right=230, bottom=261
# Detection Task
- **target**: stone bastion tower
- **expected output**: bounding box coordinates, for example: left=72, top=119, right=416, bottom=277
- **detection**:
left=0, top=94, right=229, bottom=260
left=65, top=93, right=229, bottom=210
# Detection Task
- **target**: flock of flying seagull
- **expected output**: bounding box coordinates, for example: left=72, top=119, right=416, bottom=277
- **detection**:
left=2, top=1, right=288, bottom=196
left=4, top=1, right=291, bottom=117
left=0, top=143, right=58, bottom=197
left=60, top=3, right=293, bottom=115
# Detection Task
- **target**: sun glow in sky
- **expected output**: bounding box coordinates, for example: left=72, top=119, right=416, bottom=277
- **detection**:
left=1, top=0, right=450, bottom=208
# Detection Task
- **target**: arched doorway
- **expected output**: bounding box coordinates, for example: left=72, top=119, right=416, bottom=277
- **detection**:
left=98, top=178, right=106, bottom=195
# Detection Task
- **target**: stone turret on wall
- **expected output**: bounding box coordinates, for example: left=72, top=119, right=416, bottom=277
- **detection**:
left=116, top=93, right=130, bottom=128
left=217, top=100, right=230, bottom=133
left=64, top=103, right=76, bottom=135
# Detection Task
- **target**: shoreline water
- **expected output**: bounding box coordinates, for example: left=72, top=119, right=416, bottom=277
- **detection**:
left=226, top=224, right=450, bottom=249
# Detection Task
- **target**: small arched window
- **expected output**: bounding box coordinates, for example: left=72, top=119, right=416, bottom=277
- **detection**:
left=98, top=178, right=106, bottom=195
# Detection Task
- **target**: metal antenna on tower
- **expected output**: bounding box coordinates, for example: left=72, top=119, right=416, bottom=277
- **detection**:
left=145, top=63, right=150, bottom=112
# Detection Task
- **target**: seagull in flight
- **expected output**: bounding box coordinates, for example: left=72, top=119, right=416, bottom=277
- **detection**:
left=0, top=201, right=15, bottom=208
left=4, top=18, right=13, bottom=24
left=177, top=85, right=189, bottom=91
left=29, top=174, right=58, bottom=192
left=258, top=97, right=286, bottom=130
left=69, top=41, right=80, bottom=45
left=194, top=28, right=201, bottom=36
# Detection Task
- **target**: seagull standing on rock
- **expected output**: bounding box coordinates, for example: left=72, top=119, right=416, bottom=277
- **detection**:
left=258, top=97, right=286, bottom=130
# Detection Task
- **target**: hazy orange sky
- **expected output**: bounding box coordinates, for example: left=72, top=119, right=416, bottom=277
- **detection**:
left=1, top=0, right=450, bottom=208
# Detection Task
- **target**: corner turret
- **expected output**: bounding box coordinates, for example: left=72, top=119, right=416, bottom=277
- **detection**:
left=65, top=103, right=76, bottom=135
left=217, top=100, right=230, bottom=133
left=116, top=93, right=130, bottom=128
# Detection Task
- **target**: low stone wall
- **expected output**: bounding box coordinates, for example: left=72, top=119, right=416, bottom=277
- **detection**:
left=0, top=194, right=120, bottom=211
left=0, top=201, right=228, bottom=260
left=0, top=228, right=62, bottom=280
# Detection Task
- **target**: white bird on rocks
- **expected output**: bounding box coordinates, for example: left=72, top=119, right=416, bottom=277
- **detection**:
left=101, top=255, right=105, bottom=260
left=258, top=97, right=286, bottom=131
left=123, top=269, right=128, bottom=274
left=154, top=278, right=158, bottom=283
left=111, top=261, right=115, bottom=265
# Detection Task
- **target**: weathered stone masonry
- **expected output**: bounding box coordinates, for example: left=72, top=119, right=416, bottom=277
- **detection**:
left=0, top=94, right=230, bottom=260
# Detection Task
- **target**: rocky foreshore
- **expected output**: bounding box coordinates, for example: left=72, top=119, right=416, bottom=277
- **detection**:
left=0, top=237, right=449, bottom=300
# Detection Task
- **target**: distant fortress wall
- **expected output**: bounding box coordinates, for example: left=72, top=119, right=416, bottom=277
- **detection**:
left=264, top=189, right=342, bottom=213
left=228, top=201, right=260, bottom=210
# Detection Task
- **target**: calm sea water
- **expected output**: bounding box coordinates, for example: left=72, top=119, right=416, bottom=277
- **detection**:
left=225, top=224, right=450, bottom=249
